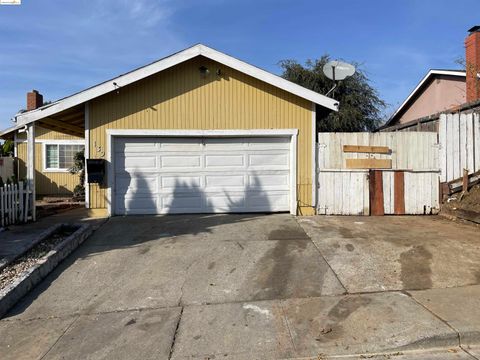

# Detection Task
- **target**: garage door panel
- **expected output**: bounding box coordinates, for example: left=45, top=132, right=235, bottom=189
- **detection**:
left=249, top=174, right=289, bottom=188
left=161, top=155, right=201, bottom=168
left=247, top=137, right=290, bottom=149
left=116, top=176, right=158, bottom=194
left=205, top=154, right=245, bottom=167
left=162, top=195, right=203, bottom=211
left=159, top=138, right=203, bottom=150
left=248, top=153, right=289, bottom=168
left=116, top=139, right=159, bottom=153
left=204, top=138, right=246, bottom=149
left=115, top=154, right=158, bottom=171
left=246, top=192, right=289, bottom=209
left=205, top=175, right=245, bottom=188
left=206, top=194, right=245, bottom=210
left=116, top=195, right=160, bottom=214
left=161, top=176, right=201, bottom=189
left=114, top=136, right=291, bottom=215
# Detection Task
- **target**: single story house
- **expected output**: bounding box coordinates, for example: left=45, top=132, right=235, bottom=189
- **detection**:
left=0, top=44, right=339, bottom=216
left=383, top=69, right=466, bottom=128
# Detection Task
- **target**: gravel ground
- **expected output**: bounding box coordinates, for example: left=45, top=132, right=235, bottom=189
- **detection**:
left=0, top=226, right=77, bottom=291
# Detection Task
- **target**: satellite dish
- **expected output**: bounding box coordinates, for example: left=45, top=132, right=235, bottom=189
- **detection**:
left=323, top=61, right=356, bottom=81
left=322, top=60, right=356, bottom=97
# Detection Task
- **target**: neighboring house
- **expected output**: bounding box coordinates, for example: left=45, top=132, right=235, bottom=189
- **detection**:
left=0, top=44, right=339, bottom=216
left=382, top=26, right=480, bottom=132
left=383, top=69, right=466, bottom=128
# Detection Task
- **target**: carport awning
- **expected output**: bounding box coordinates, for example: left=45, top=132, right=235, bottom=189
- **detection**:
left=0, top=104, right=84, bottom=139
left=35, top=105, right=84, bottom=137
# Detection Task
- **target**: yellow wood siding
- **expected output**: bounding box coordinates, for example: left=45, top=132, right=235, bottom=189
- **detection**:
left=89, top=57, right=315, bottom=215
left=16, top=128, right=83, bottom=196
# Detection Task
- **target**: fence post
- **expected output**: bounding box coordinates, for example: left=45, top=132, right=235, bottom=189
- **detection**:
left=463, top=168, right=469, bottom=193
left=24, top=183, right=29, bottom=223
left=9, top=184, right=13, bottom=225
left=12, top=183, right=16, bottom=223
left=7, top=184, right=11, bottom=225
left=19, top=181, right=24, bottom=223
left=0, top=187, right=3, bottom=227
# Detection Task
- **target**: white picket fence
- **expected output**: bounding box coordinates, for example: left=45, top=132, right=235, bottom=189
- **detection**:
left=0, top=182, right=33, bottom=227
left=439, top=112, right=480, bottom=183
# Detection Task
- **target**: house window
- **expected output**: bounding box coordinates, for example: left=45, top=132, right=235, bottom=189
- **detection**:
left=45, top=144, right=84, bottom=171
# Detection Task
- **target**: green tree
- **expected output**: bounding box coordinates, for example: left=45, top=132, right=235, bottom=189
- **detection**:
left=0, top=140, right=14, bottom=156
left=279, top=55, right=386, bottom=132
left=69, top=149, right=85, bottom=200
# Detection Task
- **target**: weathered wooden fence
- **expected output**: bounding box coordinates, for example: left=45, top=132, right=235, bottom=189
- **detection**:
left=439, top=112, right=480, bottom=183
left=0, top=182, right=33, bottom=227
left=317, top=132, right=440, bottom=215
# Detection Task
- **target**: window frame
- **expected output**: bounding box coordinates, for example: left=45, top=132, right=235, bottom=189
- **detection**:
left=42, top=140, right=85, bottom=173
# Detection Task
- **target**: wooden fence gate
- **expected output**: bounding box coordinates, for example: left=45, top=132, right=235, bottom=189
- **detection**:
left=317, top=132, right=440, bottom=215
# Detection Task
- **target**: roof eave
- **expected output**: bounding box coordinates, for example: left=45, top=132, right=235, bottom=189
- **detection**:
left=385, top=69, right=466, bottom=126
left=13, top=44, right=338, bottom=127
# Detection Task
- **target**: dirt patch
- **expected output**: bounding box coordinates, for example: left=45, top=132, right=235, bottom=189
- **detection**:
left=443, top=185, right=480, bottom=214
left=0, top=225, right=77, bottom=291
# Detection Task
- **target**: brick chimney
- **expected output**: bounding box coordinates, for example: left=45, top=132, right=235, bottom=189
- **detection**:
left=26, top=90, right=43, bottom=111
left=465, top=26, right=480, bottom=102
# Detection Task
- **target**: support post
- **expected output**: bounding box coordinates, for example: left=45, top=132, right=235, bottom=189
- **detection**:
left=26, top=123, right=36, bottom=221
left=463, top=168, right=469, bottom=193
left=85, top=102, right=90, bottom=209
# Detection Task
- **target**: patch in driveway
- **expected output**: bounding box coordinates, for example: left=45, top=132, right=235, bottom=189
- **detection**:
left=281, top=292, right=458, bottom=357
left=41, top=308, right=181, bottom=360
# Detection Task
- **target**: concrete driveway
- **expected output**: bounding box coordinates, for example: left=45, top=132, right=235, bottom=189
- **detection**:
left=1, top=214, right=479, bottom=359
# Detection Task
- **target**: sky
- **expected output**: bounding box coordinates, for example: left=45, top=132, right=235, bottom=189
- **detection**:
left=0, top=0, right=477, bottom=129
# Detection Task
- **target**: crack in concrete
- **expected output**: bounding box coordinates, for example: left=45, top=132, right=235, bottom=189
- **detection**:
left=296, top=218, right=348, bottom=294
left=404, top=290, right=479, bottom=359
left=177, top=245, right=218, bottom=307
left=279, top=300, right=297, bottom=354
left=168, top=306, right=184, bottom=360
left=39, top=314, right=80, bottom=360
left=462, top=347, right=480, bottom=360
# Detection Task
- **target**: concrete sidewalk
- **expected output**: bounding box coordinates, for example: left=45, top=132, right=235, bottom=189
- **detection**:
left=0, top=208, right=106, bottom=269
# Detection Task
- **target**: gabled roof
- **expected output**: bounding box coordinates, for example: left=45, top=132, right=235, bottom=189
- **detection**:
left=12, top=44, right=338, bottom=128
left=384, top=69, right=466, bottom=127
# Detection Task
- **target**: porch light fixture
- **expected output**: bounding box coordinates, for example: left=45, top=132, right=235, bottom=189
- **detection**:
left=199, top=66, right=209, bottom=77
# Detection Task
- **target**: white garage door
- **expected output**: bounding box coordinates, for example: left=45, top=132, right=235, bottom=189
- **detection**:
left=113, top=137, right=292, bottom=214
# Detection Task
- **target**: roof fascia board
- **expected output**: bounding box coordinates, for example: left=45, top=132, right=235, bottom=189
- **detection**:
left=386, top=69, right=466, bottom=125
left=15, top=44, right=338, bottom=126
left=16, top=46, right=202, bottom=124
